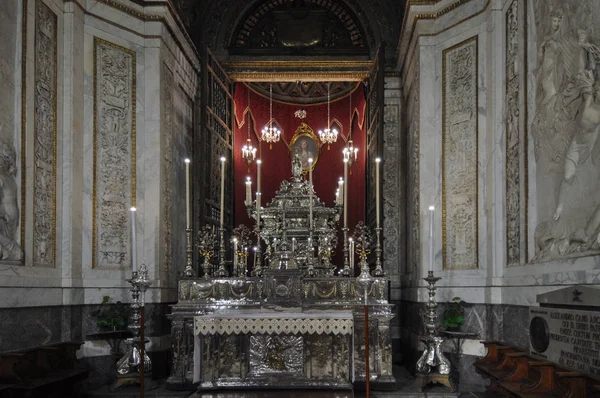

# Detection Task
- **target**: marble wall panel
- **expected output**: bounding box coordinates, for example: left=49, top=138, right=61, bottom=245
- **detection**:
left=0, top=305, right=63, bottom=351
left=33, top=0, right=57, bottom=266
left=442, top=36, right=479, bottom=270
left=407, top=58, right=420, bottom=275
left=530, top=1, right=600, bottom=262
left=92, top=38, right=135, bottom=269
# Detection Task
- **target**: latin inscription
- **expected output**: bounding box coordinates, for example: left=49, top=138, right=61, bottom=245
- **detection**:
left=531, top=308, right=600, bottom=376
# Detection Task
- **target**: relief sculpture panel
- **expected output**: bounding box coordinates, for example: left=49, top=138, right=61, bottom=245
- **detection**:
left=33, top=0, right=57, bottom=266
left=383, top=103, right=400, bottom=279
left=442, top=36, right=478, bottom=270
left=93, top=38, right=135, bottom=269
left=408, top=61, right=420, bottom=273
left=162, top=65, right=174, bottom=270
left=532, top=2, right=600, bottom=261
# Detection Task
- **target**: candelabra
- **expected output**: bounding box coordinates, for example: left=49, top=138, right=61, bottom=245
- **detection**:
left=339, top=228, right=351, bottom=277
left=414, top=271, right=454, bottom=392
left=198, top=225, right=216, bottom=280
left=114, top=265, right=153, bottom=391
left=373, top=227, right=384, bottom=276
left=215, top=227, right=228, bottom=277
left=183, top=228, right=195, bottom=277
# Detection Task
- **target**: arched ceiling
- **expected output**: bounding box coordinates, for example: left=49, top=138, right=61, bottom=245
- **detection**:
left=247, top=81, right=359, bottom=105
left=173, top=0, right=404, bottom=68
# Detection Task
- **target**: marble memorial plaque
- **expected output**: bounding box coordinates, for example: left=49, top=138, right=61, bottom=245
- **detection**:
left=529, top=307, right=600, bottom=376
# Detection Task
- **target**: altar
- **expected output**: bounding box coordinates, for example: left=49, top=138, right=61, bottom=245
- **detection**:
left=167, top=155, right=395, bottom=391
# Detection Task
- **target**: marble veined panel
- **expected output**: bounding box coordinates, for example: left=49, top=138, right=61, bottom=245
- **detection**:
left=92, top=38, right=135, bottom=269
left=442, top=36, right=478, bottom=270
left=33, top=0, right=57, bottom=266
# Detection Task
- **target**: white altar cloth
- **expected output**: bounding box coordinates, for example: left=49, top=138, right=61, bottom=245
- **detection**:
left=194, top=310, right=354, bottom=336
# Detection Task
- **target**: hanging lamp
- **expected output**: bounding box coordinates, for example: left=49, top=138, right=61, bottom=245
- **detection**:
left=241, top=88, right=257, bottom=167
left=318, top=82, right=338, bottom=150
left=343, top=89, right=358, bottom=167
left=261, top=82, right=281, bottom=149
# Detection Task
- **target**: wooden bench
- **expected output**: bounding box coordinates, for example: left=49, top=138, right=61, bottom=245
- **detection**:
left=0, top=341, right=88, bottom=398
left=475, top=341, right=600, bottom=398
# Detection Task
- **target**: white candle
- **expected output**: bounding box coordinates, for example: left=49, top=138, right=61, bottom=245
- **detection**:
left=429, top=205, right=435, bottom=272
left=292, top=238, right=296, bottom=253
left=245, top=177, right=252, bottom=206
left=343, top=158, right=348, bottom=228
left=130, top=207, right=137, bottom=272
left=338, top=178, right=344, bottom=205
left=256, top=160, right=262, bottom=229
left=349, top=238, right=353, bottom=268
left=184, top=158, right=191, bottom=229
left=233, top=238, right=238, bottom=269
left=253, top=247, right=257, bottom=269
left=308, top=158, right=313, bottom=230
left=220, top=156, right=226, bottom=229
left=376, top=158, right=381, bottom=229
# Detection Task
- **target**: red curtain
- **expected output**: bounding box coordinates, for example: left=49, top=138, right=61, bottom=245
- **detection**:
left=233, top=83, right=367, bottom=271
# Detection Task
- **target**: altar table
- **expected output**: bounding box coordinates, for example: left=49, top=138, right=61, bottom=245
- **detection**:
left=193, top=310, right=354, bottom=389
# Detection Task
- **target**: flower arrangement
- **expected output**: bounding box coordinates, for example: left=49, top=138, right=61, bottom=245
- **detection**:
left=443, top=297, right=469, bottom=330
left=94, top=295, right=128, bottom=331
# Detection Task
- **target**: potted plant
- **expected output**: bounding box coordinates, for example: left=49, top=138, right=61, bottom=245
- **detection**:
left=443, top=297, right=468, bottom=331
left=94, top=295, right=128, bottom=331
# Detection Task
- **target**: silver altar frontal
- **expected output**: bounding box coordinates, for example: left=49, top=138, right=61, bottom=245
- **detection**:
left=167, top=155, right=395, bottom=390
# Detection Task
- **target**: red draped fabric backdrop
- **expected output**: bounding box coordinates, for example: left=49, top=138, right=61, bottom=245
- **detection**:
left=233, top=83, right=367, bottom=271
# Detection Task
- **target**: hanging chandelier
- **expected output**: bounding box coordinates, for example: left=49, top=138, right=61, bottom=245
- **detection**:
left=241, top=89, right=257, bottom=166
left=318, top=82, right=338, bottom=150
left=342, top=90, right=358, bottom=166
left=261, top=82, right=281, bottom=149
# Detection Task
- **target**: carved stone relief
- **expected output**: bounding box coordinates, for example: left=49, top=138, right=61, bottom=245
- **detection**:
left=442, top=36, right=478, bottom=270
left=33, top=0, right=57, bottom=266
left=506, top=0, right=525, bottom=266
left=531, top=1, right=600, bottom=261
left=162, top=65, right=174, bottom=271
left=383, top=102, right=400, bottom=280
left=408, top=61, right=420, bottom=274
left=93, top=38, right=135, bottom=269
left=0, top=139, right=23, bottom=262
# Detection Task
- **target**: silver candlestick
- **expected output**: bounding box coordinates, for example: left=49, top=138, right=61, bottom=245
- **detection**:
left=415, top=271, right=453, bottom=392
left=340, top=227, right=351, bottom=277
left=183, top=228, right=195, bottom=277
left=373, top=227, right=384, bottom=276
left=215, top=227, right=228, bottom=277
left=254, top=227, right=263, bottom=277
left=306, top=233, right=316, bottom=277
left=114, top=265, right=154, bottom=390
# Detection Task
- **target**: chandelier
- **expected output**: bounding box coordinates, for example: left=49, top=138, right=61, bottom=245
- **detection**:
left=342, top=91, right=358, bottom=166
left=343, top=140, right=358, bottom=166
left=318, top=82, right=338, bottom=150
left=261, top=82, right=281, bottom=149
left=241, top=89, right=257, bottom=166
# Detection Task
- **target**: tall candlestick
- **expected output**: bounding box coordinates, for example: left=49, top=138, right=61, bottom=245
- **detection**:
left=343, top=158, right=348, bottom=228
left=130, top=207, right=137, bottom=271
left=185, top=158, right=191, bottom=228
left=256, top=159, right=262, bottom=226
left=245, top=177, right=252, bottom=206
left=429, top=206, right=434, bottom=272
left=308, top=158, right=313, bottom=230
left=376, top=158, right=381, bottom=229
left=220, top=157, right=226, bottom=229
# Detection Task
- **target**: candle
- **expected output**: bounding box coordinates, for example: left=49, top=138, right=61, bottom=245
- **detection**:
left=429, top=205, right=435, bottom=272
left=245, top=177, right=252, bottom=206
left=308, top=158, right=313, bottom=230
left=256, top=159, right=262, bottom=229
left=292, top=238, right=296, bottom=253
left=220, top=156, right=226, bottom=229
left=130, top=207, right=137, bottom=271
left=185, top=159, right=191, bottom=229
left=233, top=238, right=238, bottom=269
left=376, top=158, right=381, bottom=229
left=338, top=178, right=344, bottom=205
left=343, top=158, right=348, bottom=228
left=253, top=246, right=257, bottom=269
left=349, top=238, right=354, bottom=269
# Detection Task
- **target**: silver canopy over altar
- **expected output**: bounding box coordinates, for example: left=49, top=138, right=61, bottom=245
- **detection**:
left=167, top=155, right=395, bottom=390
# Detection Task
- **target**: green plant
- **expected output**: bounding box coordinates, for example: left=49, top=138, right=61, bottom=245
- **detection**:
left=443, top=297, right=468, bottom=329
left=94, top=295, right=128, bottom=330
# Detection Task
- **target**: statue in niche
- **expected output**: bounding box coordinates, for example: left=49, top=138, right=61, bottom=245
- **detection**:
left=0, top=140, right=22, bottom=261
left=291, top=153, right=302, bottom=180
